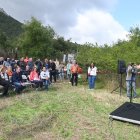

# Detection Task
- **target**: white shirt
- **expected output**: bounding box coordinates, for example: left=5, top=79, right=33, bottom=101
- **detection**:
left=0, top=72, right=9, bottom=81
left=88, top=66, right=97, bottom=76
left=40, top=70, right=50, bottom=79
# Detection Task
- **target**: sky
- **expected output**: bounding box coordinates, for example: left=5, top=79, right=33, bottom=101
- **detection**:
left=0, top=0, right=140, bottom=45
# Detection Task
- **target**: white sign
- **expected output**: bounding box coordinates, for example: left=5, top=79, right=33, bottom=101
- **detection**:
left=67, top=54, right=75, bottom=62
left=63, top=54, right=66, bottom=63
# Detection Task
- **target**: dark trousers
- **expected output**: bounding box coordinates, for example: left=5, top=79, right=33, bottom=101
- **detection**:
left=71, top=73, right=78, bottom=86
left=50, top=70, right=56, bottom=83
left=0, top=78, right=10, bottom=95
left=31, top=80, right=43, bottom=88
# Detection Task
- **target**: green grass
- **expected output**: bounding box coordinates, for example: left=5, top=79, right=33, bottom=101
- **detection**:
left=0, top=82, right=140, bottom=140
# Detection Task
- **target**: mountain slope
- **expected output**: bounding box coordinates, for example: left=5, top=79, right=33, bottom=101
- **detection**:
left=0, top=8, right=23, bottom=38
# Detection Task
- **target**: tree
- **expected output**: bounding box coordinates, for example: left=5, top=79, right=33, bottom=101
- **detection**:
left=17, top=17, right=55, bottom=59
left=129, top=26, right=140, bottom=46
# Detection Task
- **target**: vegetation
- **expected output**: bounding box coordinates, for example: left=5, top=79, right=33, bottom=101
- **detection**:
left=15, top=17, right=77, bottom=59
left=1, top=9, right=140, bottom=71
left=0, top=10, right=22, bottom=39
left=1, top=8, right=140, bottom=140
left=0, top=83, right=140, bottom=140
left=77, top=27, right=140, bottom=71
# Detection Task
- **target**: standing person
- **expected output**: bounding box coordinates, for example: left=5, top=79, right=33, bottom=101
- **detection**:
left=27, top=58, right=34, bottom=71
left=35, top=59, right=43, bottom=74
left=58, top=62, right=65, bottom=81
left=3, top=58, right=11, bottom=68
left=88, top=63, right=97, bottom=89
left=70, top=60, right=79, bottom=86
left=44, top=58, right=50, bottom=69
left=55, top=58, right=60, bottom=79
left=49, top=60, right=56, bottom=83
left=126, top=63, right=137, bottom=98
left=66, top=61, right=72, bottom=81
left=17, top=57, right=26, bottom=71
left=10, top=58, right=16, bottom=72
left=0, top=57, right=4, bottom=66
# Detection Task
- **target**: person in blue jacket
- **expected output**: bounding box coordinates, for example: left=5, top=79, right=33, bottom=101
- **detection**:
left=12, top=66, right=26, bottom=93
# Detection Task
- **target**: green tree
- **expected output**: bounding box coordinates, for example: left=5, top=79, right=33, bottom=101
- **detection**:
left=129, top=26, right=140, bottom=46
left=17, top=17, right=55, bottom=59
left=77, top=27, right=140, bottom=72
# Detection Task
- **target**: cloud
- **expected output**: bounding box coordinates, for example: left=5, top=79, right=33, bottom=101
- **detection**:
left=0, top=0, right=117, bottom=30
left=66, top=9, right=128, bottom=45
left=0, top=0, right=127, bottom=45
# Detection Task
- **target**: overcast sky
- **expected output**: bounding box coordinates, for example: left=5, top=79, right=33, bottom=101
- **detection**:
left=1, top=0, right=139, bottom=45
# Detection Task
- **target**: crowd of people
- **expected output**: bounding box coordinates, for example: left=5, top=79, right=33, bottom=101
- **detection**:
left=0, top=57, right=84, bottom=97
left=1, top=56, right=139, bottom=99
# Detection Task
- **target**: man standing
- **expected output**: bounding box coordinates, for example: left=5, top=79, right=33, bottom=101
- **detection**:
left=126, top=63, right=137, bottom=98
left=49, top=60, right=56, bottom=83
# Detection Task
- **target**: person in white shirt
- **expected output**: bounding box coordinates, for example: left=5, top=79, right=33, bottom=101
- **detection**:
left=40, top=67, right=50, bottom=90
left=88, top=63, right=97, bottom=89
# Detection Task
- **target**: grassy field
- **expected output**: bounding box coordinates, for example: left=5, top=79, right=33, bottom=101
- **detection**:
left=0, top=81, right=140, bottom=140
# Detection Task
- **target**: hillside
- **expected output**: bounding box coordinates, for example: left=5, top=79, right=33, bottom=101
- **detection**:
left=0, top=8, right=23, bottom=39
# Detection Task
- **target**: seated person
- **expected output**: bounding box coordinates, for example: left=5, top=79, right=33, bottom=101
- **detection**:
left=6, top=66, right=13, bottom=82
left=40, top=67, right=50, bottom=90
left=22, top=65, right=31, bottom=82
left=12, top=66, right=26, bottom=93
left=29, top=67, right=43, bottom=89
left=0, top=66, right=9, bottom=81
left=0, top=66, right=10, bottom=97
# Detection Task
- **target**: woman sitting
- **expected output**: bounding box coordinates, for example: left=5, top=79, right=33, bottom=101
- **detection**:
left=0, top=66, right=10, bottom=97
left=0, top=66, right=9, bottom=81
left=29, top=67, right=43, bottom=89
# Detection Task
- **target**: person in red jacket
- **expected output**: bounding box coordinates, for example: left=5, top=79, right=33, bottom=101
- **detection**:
left=29, top=67, right=43, bottom=89
left=70, top=60, right=79, bottom=86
